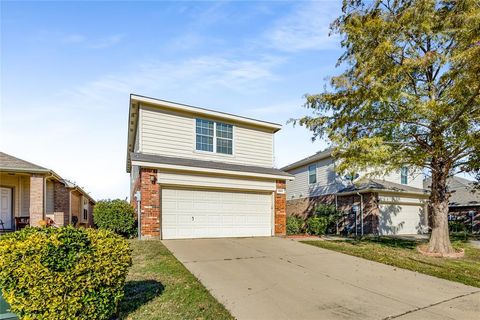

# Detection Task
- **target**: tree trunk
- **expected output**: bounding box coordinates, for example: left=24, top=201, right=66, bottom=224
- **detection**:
left=427, top=166, right=455, bottom=255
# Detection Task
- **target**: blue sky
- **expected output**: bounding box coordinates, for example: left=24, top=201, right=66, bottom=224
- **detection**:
left=1, top=0, right=344, bottom=199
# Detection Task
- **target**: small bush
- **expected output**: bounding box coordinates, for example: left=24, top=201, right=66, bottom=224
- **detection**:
left=93, top=199, right=136, bottom=237
left=286, top=216, right=304, bottom=235
left=0, top=226, right=132, bottom=320
left=306, top=216, right=330, bottom=235
left=315, top=204, right=342, bottom=234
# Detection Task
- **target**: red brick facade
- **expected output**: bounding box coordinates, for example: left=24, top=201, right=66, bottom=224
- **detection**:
left=336, top=193, right=379, bottom=235
left=134, top=169, right=288, bottom=239
left=286, top=194, right=335, bottom=218
left=448, top=206, right=480, bottom=233
left=286, top=192, right=380, bottom=235
left=139, top=168, right=161, bottom=239
left=275, top=180, right=287, bottom=236
left=53, top=180, right=70, bottom=226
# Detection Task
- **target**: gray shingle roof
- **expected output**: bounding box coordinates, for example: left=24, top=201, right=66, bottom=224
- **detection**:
left=0, top=152, right=49, bottom=172
left=281, top=148, right=334, bottom=171
left=131, top=152, right=293, bottom=178
left=424, top=176, right=480, bottom=207
left=338, top=178, right=427, bottom=195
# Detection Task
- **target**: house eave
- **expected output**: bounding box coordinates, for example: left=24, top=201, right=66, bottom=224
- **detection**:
left=131, top=160, right=295, bottom=181
left=336, top=188, right=430, bottom=198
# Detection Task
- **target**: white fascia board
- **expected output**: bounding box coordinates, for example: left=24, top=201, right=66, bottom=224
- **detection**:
left=131, top=160, right=294, bottom=181
left=337, top=188, right=429, bottom=198
left=131, top=94, right=282, bottom=132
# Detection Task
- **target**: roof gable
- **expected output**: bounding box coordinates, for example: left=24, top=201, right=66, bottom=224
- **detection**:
left=0, top=152, right=49, bottom=172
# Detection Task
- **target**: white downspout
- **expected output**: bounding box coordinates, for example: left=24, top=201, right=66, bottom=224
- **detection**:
left=356, top=192, right=364, bottom=236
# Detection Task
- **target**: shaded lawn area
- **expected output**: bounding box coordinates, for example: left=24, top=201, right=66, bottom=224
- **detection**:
left=301, top=236, right=480, bottom=288
left=118, top=240, right=233, bottom=320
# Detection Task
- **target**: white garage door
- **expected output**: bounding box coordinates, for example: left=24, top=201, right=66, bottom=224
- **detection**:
left=162, top=188, right=273, bottom=239
left=378, top=204, right=425, bottom=235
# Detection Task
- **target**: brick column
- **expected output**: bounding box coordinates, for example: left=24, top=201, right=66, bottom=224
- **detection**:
left=53, top=181, right=70, bottom=226
left=274, top=180, right=287, bottom=236
left=29, top=175, right=45, bottom=227
left=140, top=168, right=160, bottom=239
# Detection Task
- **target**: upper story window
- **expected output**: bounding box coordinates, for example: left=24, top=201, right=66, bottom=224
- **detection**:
left=196, top=119, right=214, bottom=152
left=216, top=122, right=233, bottom=154
left=195, top=118, right=233, bottom=155
left=401, top=166, right=408, bottom=184
left=308, top=164, right=317, bottom=184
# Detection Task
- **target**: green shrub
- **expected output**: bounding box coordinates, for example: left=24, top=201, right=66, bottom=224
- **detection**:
left=315, top=204, right=342, bottom=234
left=286, top=215, right=304, bottom=235
left=93, top=199, right=136, bottom=237
left=0, top=226, right=132, bottom=320
left=306, top=216, right=330, bottom=236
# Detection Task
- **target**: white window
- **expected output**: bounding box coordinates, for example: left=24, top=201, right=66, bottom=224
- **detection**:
left=401, top=166, right=408, bottom=184
left=308, top=164, right=317, bottom=184
left=195, top=119, right=233, bottom=155
left=196, top=119, right=214, bottom=152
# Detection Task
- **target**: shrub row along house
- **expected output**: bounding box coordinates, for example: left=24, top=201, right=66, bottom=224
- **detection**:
left=0, top=152, right=95, bottom=231
left=282, top=150, right=430, bottom=236
left=127, top=94, right=293, bottom=239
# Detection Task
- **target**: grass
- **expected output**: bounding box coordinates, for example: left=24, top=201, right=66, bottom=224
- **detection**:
left=118, top=240, right=233, bottom=320
left=301, top=236, right=480, bottom=288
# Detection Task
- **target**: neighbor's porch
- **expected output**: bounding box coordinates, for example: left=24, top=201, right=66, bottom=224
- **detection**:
left=0, top=172, right=69, bottom=232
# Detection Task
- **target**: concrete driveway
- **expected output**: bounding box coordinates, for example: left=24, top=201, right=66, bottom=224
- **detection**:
left=163, top=237, right=480, bottom=320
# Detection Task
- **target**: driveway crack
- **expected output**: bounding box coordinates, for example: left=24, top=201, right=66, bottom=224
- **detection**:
left=382, top=291, right=480, bottom=320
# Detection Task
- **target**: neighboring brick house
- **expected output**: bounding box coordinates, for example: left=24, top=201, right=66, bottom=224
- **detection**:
left=282, top=149, right=430, bottom=236
left=424, top=176, right=480, bottom=233
left=0, top=152, right=95, bottom=230
left=126, top=94, right=293, bottom=239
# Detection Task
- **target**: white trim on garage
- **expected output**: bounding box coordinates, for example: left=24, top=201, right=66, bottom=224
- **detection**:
left=158, top=170, right=276, bottom=192
left=161, top=187, right=274, bottom=239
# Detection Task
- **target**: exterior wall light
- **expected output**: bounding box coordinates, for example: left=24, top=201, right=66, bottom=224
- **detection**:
left=150, top=175, right=157, bottom=184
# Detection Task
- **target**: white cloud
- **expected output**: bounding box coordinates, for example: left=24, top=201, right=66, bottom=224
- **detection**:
left=264, top=0, right=341, bottom=52
left=0, top=54, right=285, bottom=200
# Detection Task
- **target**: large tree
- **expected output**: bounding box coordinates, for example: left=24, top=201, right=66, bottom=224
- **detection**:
left=296, top=0, right=479, bottom=255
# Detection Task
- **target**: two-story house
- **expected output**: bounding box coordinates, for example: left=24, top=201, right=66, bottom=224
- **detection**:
left=282, top=149, right=430, bottom=235
left=126, top=94, right=293, bottom=239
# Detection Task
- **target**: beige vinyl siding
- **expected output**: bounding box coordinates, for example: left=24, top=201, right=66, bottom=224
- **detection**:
left=139, top=105, right=273, bottom=167
left=158, top=170, right=276, bottom=192
left=21, top=176, right=30, bottom=216
left=71, top=192, right=81, bottom=221
left=46, top=180, right=54, bottom=215
left=286, top=158, right=346, bottom=200
left=382, top=169, right=424, bottom=189
left=359, top=167, right=424, bottom=189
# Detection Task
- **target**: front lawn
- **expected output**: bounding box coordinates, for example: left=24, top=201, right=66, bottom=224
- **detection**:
left=302, top=237, right=480, bottom=288
left=118, top=240, right=233, bottom=320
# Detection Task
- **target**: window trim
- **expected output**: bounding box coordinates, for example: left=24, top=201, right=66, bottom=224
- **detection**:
left=308, top=164, right=317, bottom=184
left=194, top=118, right=234, bottom=156
left=401, top=166, right=408, bottom=185
left=195, top=118, right=214, bottom=152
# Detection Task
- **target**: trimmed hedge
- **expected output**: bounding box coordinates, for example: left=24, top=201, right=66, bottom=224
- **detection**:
left=0, top=226, right=132, bottom=320
left=93, top=199, right=136, bottom=237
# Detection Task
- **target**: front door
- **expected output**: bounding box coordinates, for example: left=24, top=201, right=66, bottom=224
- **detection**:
left=0, top=187, right=13, bottom=230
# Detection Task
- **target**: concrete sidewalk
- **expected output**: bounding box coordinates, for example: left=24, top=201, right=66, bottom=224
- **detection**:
left=163, top=237, right=480, bottom=320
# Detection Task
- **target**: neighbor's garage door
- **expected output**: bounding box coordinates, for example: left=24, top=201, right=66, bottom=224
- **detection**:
left=378, top=204, right=425, bottom=235
left=162, top=188, right=273, bottom=239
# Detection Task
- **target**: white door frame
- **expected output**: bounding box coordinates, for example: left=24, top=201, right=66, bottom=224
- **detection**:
left=0, top=187, right=14, bottom=230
